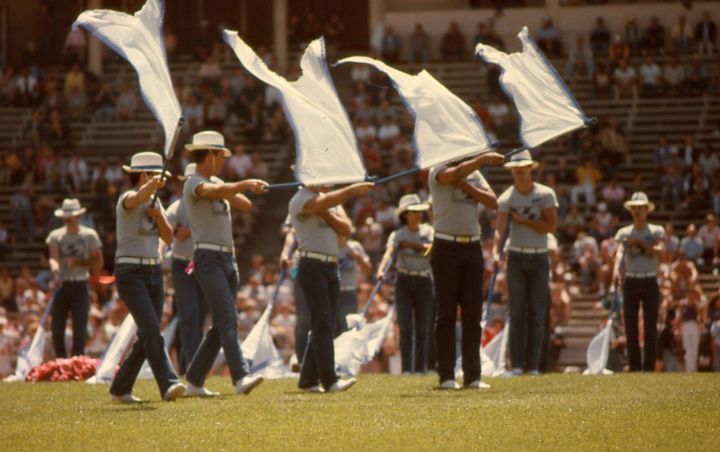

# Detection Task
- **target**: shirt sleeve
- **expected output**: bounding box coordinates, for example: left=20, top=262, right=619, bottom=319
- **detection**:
left=614, top=227, right=627, bottom=242
left=88, top=229, right=102, bottom=251
left=166, top=203, right=178, bottom=228
left=353, top=241, right=369, bottom=261
left=186, top=176, right=203, bottom=199
left=45, top=230, right=57, bottom=246
left=386, top=230, right=397, bottom=249
left=542, top=188, right=560, bottom=209
left=497, top=188, right=511, bottom=213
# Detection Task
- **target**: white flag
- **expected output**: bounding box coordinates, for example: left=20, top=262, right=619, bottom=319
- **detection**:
left=5, top=324, right=48, bottom=382
left=74, top=0, right=181, bottom=157
left=583, top=320, right=614, bottom=375
left=335, top=306, right=395, bottom=377
left=475, top=27, right=588, bottom=149
left=240, top=305, right=292, bottom=379
left=455, top=320, right=510, bottom=379
left=224, top=31, right=366, bottom=186
left=338, top=56, right=495, bottom=169
left=86, top=314, right=137, bottom=384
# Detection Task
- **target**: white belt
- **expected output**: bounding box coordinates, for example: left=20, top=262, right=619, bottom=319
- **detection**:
left=116, top=257, right=160, bottom=265
left=340, top=285, right=356, bottom=292
left=63, top=276, right=88, bottom=282
left=434, top=232, right=480, bottom=243
left=397, top=268, right=432, bottom=277
left=195, top=243, right=234, bottom=254
left=626, top=272, right=656, bottom=279
left=508, top=246, right=548, bottom=254
left=298, top=250, right=337, bottom=263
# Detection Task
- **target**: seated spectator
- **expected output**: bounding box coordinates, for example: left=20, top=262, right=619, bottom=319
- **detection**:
left=115, top=83, right=138, bottom=121
left=93, top=82, right=116, bottom=122
left=680, top=133, right=699, bottom=167
left=613, top=59, right=636, bottom=99
left=660, top=158, right=684, bottom=211
left=408, top=23, right=429, bottom=65
left=600, top=176, right=626, bottom=217
left=440, top=22, right=466, bottom=62
left=671, top=15, right=693, bottom=54
left=663, top=56, right=686, bottom=96
left=671, top=250, right=698, bottom=299
left=698, top=144, right=719, bottom=179
left=608, top=35, right=630, bottom=69
left=570, top=158, right=601, bottom=208
left=639, top=56, right=662, bottom=97
left=474, top=21, right=504, bottom=50
left=566, top=35, right=594, bottom=80
left=66, top=152, right=88, bottom=193
left=226, top=144, right=252, bottom=181
left=198, top=55, right=221, bottom=87
left=684, top=56, right=709, bottom=97
left=661, top=223, right=681, bottom=265
left=205, top=95, right=227, bottom=129
left=592, top=62, right=613, bottom=100
left=699, top=214, right=720, bottom=267
left=572, top=229, right=598, bottom=265
left=642, top=16, right=666, bottom=56
left=597, top=117, right=628, bottom=174
left=695, top=10, right=717, bottom=55
left=681, top=224, right=704, bottom=264
left=624, top=18, right=642, bottom=56
left=381, top=25, right=401, bottom=63
left=355, top=117, right=377, bottom=144
left=536, top=17, right=562, bottom=57
left=579, top=246, right=602, bottom=293
left=64, top=63, right=85, bottom=96
left=182, top=95, right=204, bottom=133
left=377, top=116, right=400, bottom=148
left=14, top=67, right=40, bottom=107
left=561, top=205, right=585, bottom=242
left=590, top=202, right=617, bottom=243
left=590, top=17, right=611, bottom=57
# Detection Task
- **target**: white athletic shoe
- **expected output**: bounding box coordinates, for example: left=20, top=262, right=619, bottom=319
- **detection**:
left=527, top=370, right=540, bottom=376
left=327, top=378, right=356, bottom=393
left=185, top=383, right=219, bottom=397
left=465, top=380, right=491, bottom=389
left=511, top=368, right=523, bottom=376
left=236, top=375, right=264, bottom=395
left=163, top=383, right=186, bottom=402
left=301, top=384, right=325, bottom=394
left=439, top=379, right=460, bottom=390
left=111, top=393, right=142, bottom=403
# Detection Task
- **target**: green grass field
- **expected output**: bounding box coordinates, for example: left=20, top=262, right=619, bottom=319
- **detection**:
left=2, top=374, right=719, bottom=451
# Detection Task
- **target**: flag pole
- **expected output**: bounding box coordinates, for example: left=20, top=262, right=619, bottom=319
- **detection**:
left=267, top=181, right=303, bottom=191
left=151, top=116, right=184, bottom=206
left=482, top=218, right=511, bottom=328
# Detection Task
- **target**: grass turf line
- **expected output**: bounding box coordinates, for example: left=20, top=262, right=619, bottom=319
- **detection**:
left=1, top=374, right=718, bottom=450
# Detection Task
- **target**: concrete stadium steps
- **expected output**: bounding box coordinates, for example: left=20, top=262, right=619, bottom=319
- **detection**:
left=0, top=107, right=32, bottom=146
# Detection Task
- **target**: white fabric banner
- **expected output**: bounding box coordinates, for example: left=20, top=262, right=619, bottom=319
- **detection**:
left=240, top=304, right=292, bottom=379
left=138, top=317, right=179, bottom=379
left=475, top=27, right=588, bottom=149
left=74, top=0, right=181, bottom=157
left=455, top=320, right=510, bottom=379
left=4, top=325, right=48, bottom=382
left=224, top=31, right=366, bottom=186
left=335, top=306, right=396, bottom=377
left=87, top=314, right=137, bottom=384
left=583, top=320, right=614, bottom=375
left=338, top=56, right=495, bottom=169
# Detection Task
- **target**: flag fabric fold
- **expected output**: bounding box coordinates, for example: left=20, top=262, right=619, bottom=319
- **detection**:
left=583, top=320, right=614, bottom=375
left=337, top=56, right=495, bottom=169
left=455, top=320, right=510, bottom=379
left=224, top=31, right=366, bottom=186
left=73, top=0, right=181, bottom=157
left=87, top=314, right=137, bottom=384
left=475, top=27, right=588, bottom=149
left=240, top=304, right=293, bottom=379
left=335, top=305, right=396, bottom=377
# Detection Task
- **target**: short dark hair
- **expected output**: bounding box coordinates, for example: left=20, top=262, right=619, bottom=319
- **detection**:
left=192, top=150, right=210, bottom=164
left=129, top=172, right=141, bottom=185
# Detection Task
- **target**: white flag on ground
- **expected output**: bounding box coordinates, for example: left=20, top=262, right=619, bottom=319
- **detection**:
left=138, top=317, right=179, bottom=379
left=224, top=31, right=366, bottom=186
left=240, top=304, right=293, bottom=379
left=583, top=320, right=614, bottom=375
left=87, top=314, right=137, bottom=384
left=73, top=0, right=181, bottom=157
left=4, top=324, right=48, bottom=382
left=335, top=305, right=396, bottom=377
left=475, top=27, right=589, bottom=149
left=338, top=56, right=495, bottom=169
left=455, top=320, right=510, bottom=379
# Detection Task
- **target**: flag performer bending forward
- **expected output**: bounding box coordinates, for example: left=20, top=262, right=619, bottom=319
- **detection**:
left=429, top=151, right=504, bottom=389
left=612, top=192, right=664, bottom=372
left=182, top=131, right=268, bottom=396
left=289, top=181, right=373, bottom=393
left=110, top=151, right=185, bottom=403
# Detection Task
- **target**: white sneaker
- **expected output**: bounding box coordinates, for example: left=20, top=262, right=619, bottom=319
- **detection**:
left=527, top=370, right=540, bottom=376
left=439, top=379, right=460, bottom=390
left=327, top=378, right=356, bottom=393
left=465, top=380, right=491, bottom=389
left=185, top=383, right=219, bottom=397
left=236, top=375, right=264, bottom=395
left=163, top=383, right=186, bottom=402
left=111, top=393, right=142, bottom=403
left=511, top=368, right=523, bottom=376
left=301, top=384, right=325, bottom=394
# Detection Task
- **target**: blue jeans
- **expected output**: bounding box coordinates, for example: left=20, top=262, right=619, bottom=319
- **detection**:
left=171, top=258, right=207, bottom=368
left=624, top=276, right=659, bottom=372
left=395, top=274, right=434, bottom=373
left=51, top=281, right=89, bottom=357
left=430, top=239, right=484, bottom=384
left=294, top=278, right=310, bottom=362
left=110, top=264, right=180, bottom=397
left=507, top=252, right=550, bottom=372
left=186, top=249, right=249, bottom=386
left=297, top=258, right=339, bottom=390
left=335, top=290, right=357, bottom=337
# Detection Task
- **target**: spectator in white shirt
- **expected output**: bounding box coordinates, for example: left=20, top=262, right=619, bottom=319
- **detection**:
left=699, top=214, right=720, bottom=265
left=698, top=144, right=719, bottom=178
left=639, top=56, right=662, bottom=97
left=227, top=144, right=252, bottom=181
left=681, top=224, right=705, bottom=264
left=182, top=95, right=204, bottom=133
left=663, top=56, right=686, bottom=96
left=612, top=59, right=636, bottom=98
left=377, top=117, right=400, bottom=148
left=354, top=117, right=377, bottom=143
left=66, top=153, right=88, bottom=192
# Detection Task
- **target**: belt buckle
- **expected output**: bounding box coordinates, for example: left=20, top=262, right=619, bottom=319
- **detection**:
left=457, top=236, right=470, bottom=243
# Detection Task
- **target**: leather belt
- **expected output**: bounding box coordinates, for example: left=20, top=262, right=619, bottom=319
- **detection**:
left=397, top=268, right=432, bottom=277
left=626, top=272, right=656, bottom=279
left=508, top=246, right=548, bottom=254
left=298, top=250, right=337, bottom=263
left=116, top=257, right=160, bottom=265
left=195, top=243, right=234, bottom=253
left=434, top=232, right=480, bottom=243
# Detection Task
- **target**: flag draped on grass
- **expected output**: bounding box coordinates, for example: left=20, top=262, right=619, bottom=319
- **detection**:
left=4, top=294, right=57, bottom=382
left=335, top=305, right=396, bottom=378
left=455, top=321, right=510, bottom=379
left=224, top=31, right=366, bottom=186
left=337, top=56, right=495, bottom=169
left=73, top=0, right=181, bottom=157
left=87, top=314, right=136, bottom=384
left=475, top=27, right=589, bottom=149
left=583, top=319, right=614, bottom=375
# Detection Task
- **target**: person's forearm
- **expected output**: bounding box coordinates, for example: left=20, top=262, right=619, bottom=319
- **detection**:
left=228, top=193, right=252, bottom=211
left=517, top=217, right=556, bottom=234
left=322, top=211, right=352, bottom=236
left=311, top=186, right=357, bottom=213
left=89, top=253, right=103, bottom=273
left=200, top=180, right=247, bottom=200
left=154, top=213, right=173, bottom=245
left=461, top=184, right=498, bottom=210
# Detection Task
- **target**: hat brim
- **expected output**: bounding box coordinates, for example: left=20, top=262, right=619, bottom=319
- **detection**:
left=122, top=165, right=172, bottom=177
left=54, top=207, right=86, bottom=218
left=185, top=144, right=232, bottom=157
left=504, top=160, right=540, bottom=169
left=624, top=201, right=655, bottom=212
left=396, top=203, right=430, bottom=216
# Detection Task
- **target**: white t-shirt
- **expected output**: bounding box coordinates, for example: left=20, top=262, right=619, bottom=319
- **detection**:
left=613, top=67, right=637, bottom=85
left=639, top=63, right=661, bottom=85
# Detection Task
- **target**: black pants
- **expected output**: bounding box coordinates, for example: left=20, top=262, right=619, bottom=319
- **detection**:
left=430, top=239, right=483, bottom=385
left=51, top=281, right=89, bottom=358
left=623, top=276, right=660, bottom=372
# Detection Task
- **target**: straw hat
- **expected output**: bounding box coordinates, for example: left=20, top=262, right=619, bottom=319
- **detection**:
left=503, top=149, right=540, bottom=169
left=122, top=151, right=171, bottom=177
left=396, top=194, right=429, bottom=216
left=54, top=198, right=87, bottom=218
left=624, top=192, right=655, bottom=212
left=177, top=163, right=196, bottom=181
left=185, top=130, right=231, bottom=157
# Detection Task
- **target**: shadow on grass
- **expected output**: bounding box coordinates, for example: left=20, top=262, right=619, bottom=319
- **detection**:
left=102, top=401, right=158, bottom=412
